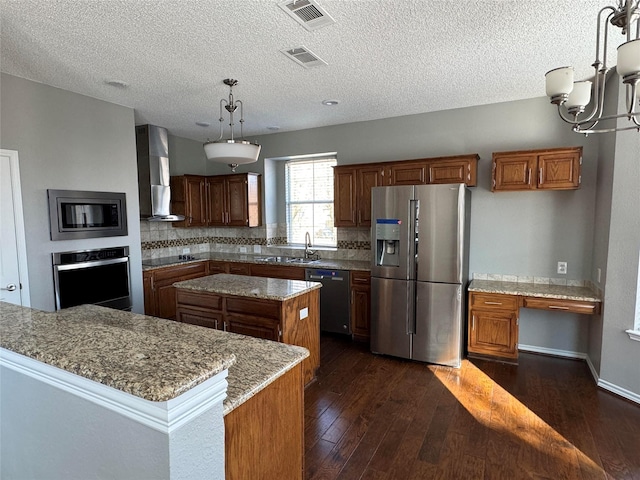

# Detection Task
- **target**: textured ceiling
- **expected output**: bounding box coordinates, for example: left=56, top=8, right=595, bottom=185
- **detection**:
left=0, top=0, right=624, bottom=142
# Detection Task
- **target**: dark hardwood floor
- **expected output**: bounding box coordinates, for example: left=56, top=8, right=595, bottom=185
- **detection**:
left=304, top=334, right=640, bottom=480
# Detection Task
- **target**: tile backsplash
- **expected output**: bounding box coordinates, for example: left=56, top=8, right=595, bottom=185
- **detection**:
left=140, top=222, right=371, bottom=261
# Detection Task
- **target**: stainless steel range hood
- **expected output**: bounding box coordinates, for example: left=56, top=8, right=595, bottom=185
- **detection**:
left=135, top=124, right=185, bottom=222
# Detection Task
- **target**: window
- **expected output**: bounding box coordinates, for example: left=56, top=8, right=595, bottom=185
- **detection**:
left=285, top=156, right=337, bottom=247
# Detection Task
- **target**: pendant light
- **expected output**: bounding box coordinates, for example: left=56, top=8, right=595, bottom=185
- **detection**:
left=204, top=79, right=262, bottom=171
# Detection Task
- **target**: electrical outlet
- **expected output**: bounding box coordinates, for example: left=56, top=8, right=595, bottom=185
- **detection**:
left=253, top=245, right=261, bottom=254
left=239, top=246, right=247, bottom=253
left=182, top=247, right=190, bottom=254
left=557, top=261, right=567, bottom=275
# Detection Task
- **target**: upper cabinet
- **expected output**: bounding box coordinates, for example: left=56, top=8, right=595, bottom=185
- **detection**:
left=334, top=165, right=384, bottom=227
left=334, top=154, right=479, bottom=228
left=171, top=173, right=262, bottom=227
left=492, top=147, right=582, bottom=192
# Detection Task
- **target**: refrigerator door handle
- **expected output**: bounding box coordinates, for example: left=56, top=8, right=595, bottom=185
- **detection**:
left=407, top=280, right=416, bottom=334
left=408, top=199, right=419, bottom=279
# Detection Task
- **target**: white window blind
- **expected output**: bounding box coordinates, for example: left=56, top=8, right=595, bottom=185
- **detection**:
left=285, top=156, right=337, bottom=247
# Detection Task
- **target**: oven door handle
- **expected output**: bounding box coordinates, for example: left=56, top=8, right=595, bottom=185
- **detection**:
left=54, top=257, right=129, bottom=270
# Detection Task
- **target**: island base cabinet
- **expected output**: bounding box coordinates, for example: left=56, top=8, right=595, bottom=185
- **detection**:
left=225, top=363, right=303, bottom=480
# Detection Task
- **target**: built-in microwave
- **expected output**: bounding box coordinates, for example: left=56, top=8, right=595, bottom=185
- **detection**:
left=47, top=189, right=128, bottom=240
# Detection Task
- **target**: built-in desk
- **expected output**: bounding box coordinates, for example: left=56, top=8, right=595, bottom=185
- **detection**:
left=467, top=280, right=601, bottom=362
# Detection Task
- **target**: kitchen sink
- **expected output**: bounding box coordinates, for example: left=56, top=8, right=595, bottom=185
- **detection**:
left=255, top=256, right=319, bottom=264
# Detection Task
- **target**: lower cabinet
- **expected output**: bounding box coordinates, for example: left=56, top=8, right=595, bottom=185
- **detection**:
left=350, top=271, right=371, bottom=342
left=467, top=292, right=520, bottom=361
left=175, top=288, right=320, bottom=385
left=143, top=261, right=208, bottom=320
left=249, top=263, right=305, bottom=280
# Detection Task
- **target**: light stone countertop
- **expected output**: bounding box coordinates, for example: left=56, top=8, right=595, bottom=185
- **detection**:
left=142, top=252, right=371, bottom=272
left=0, top=302, right=308, bottom=414
left=174, top=273, right=322, bottom=301
left=468, top=280, right=601, bottom=302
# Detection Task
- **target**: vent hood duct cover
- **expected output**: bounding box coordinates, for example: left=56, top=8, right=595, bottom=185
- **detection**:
left=135, top=124, right=185, bottom=222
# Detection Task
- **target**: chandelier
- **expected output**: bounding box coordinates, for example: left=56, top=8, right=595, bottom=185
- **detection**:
left=545, top=0, right=640, bottom=135
left=204, top=79, right=262, bottom=171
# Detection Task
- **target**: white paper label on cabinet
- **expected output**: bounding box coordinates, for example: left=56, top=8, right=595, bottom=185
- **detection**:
left=300, top=307, right=309, bottom=320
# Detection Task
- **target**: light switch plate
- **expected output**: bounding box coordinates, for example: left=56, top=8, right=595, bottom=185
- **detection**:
left=557, top=261, right=567, bottom=275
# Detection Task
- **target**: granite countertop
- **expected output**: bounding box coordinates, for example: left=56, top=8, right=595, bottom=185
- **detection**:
left=174, top=273, right=322, bottom=301
left=0, top=302, right=308, bottom=414
left=142, top=252, right=370, bottom=272
left=468, top=280, right=601, bottom=302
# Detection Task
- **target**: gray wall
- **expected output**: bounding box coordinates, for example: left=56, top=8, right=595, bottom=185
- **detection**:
left=248, top=97, right=599, bottom=355
left=598, top=78, right=640, bottom=395
left=0, top=74, right=144, bottom=312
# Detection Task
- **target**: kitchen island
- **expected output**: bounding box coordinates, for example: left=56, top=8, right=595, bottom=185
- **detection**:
left=174, top=273, right=321, bottom=386
left=0, top=301, right=308, bottom=480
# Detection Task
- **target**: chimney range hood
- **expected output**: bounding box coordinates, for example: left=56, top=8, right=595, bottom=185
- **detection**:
left=135, top=124, right=185, bottom=222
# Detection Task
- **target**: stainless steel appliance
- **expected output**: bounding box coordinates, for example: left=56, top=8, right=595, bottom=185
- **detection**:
left=370, top=183, right=470, bottom=367
left=135, top=124, right=185, bottom=222
left=53, top=246, right=132, bottom=311
left=47, top=189, right=128, bottom=240
left=305, top=268, right=351, bottom=334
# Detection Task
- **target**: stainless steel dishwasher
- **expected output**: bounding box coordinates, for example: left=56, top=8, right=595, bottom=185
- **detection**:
left=305, top=268, right=351, bottom=335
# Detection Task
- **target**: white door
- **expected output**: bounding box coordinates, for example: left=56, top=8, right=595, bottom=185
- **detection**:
left=0, top=149, right=30, bottom=306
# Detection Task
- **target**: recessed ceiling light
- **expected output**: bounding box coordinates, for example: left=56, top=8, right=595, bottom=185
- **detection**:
left=322, top=99, right=339, bottom=106
left=196, top=121, right=211, bottom=127
left=267, top=126, right=281, bottom=131
left=104, top=79, right=129, bottom=89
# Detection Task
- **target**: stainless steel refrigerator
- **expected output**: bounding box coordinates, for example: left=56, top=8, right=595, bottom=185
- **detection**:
left=370, top=183, right=470, bottom=368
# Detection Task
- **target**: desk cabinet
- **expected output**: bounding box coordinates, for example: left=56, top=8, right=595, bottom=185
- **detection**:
left=468, top=292, right=520, bottom=361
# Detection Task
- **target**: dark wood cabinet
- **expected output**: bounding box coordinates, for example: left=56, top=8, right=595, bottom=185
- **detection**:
left=335, top=154, right=479, bottom=228
left=333, top=165, right=384, bottom=227
left=350, top=271, right=371, bottom=342
left=143, top=261, right=209, bottom=320
left=468, top=292, right=520, bottom=361
left=492, top=147, right=582, bottom=192
left=176, top=287, right=320, bottom=385
left=249, top=263, right=305, bottom=280
left=171, top=173, right=261, bottom=227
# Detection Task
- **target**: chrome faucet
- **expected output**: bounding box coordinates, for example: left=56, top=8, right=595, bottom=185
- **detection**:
left=304, top=231, right=317, bottom=259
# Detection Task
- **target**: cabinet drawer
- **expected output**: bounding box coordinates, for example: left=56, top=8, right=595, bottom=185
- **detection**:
left=350, top=271, right=370, bottom=286
left=470, top=292, right=519, bottom=311
left=176, top=289, right=223, bottom=310
left=523, top=297, right=600, bottom=315
left=226, top=297, right=280, bottom=319
left=154, top=262, right=207, bottom=283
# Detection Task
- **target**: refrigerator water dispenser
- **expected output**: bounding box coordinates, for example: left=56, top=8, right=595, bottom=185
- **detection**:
left=375, top=219, right=401, bottom=267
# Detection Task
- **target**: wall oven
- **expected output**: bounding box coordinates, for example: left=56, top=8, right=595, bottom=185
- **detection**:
left=53, top=246, right=132, bottom=311
left=48, top=189, right=128, bottom=240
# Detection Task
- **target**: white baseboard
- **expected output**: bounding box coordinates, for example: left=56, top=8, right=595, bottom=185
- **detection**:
left=584, top=356, right=640, bottom=405
left=518, top=344, right=587, bottom=360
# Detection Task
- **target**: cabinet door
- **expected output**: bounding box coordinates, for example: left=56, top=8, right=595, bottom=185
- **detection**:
left=537, top=150, right=581, bottom=190
left=226, top=175, right=250, bottom=226
left=387, top=162, right=427, bottom=186
left=250, top=264, right=305, bottom=280
left=184, top=176, right=207, bottom=226
left=357, top=167, right=384, bottom=226
left=143, top=271, right=155, bottom=316
left=351, top=271, right=371, bottom=341
left=245, top=173, right=262, bottom=227
left=334, top=167, right=357, bottom=227
left=207, top=177, right=226, bottom=226
left=226, top=315, right=281, bottom=341
left=153, top=262, right=208, bottom=320
left=492, top=154, right=536, bottom=191
left=209, top=261, right=229, bottom=274
left=468, top=309, right=518, bottom=359
left=427, top=159, right=475, bottom=186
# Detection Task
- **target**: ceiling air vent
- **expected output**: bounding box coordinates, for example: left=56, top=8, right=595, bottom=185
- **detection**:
left=278, top=0, right=336, bottom=31
left=281, top=46, right=328, bottom=69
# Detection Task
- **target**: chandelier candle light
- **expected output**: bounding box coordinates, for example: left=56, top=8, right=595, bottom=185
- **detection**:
left=545, top=0, right=640, bottom=134
left=204, top=79, right=262, bottom=171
